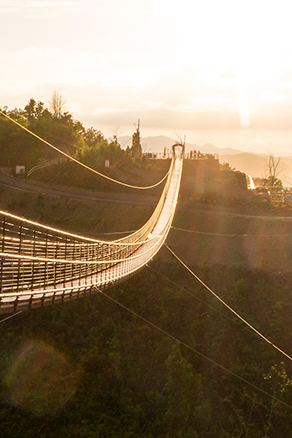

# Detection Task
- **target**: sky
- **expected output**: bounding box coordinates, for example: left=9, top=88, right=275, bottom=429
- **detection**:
left=1, top=0, right=292, bottom=154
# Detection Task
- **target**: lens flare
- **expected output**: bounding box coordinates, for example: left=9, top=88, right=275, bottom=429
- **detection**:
left=4, top=340, right=77, bottom=416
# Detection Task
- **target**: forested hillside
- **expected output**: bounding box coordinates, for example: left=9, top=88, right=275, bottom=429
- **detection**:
left=1, top=250, right=292, bottom=437
left=1, top=184, right=292, bottom=437
left=0, top=98, right=134, bottom=171
left=1, top=101, right=292, bottom=437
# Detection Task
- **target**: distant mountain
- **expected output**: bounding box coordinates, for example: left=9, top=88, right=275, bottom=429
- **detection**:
left=117, top=135, right=244, bottom=155
left=220, top=153, right=266, bottom=177
left=220, top=153, right=292, bottom=186
left=197, top=142, right=244, bottom=156
left=118, top=135, right=179, bottom=152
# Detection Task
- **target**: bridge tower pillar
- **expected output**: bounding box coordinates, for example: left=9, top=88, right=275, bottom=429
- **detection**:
left=172, top=143, right=185, bottom=158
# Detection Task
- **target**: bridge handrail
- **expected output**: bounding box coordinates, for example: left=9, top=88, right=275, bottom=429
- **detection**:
left=0, top=144, right=184, bottom=312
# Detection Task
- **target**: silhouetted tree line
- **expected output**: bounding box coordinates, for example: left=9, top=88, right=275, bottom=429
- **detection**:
left=0, top=98, right=135, bottom=172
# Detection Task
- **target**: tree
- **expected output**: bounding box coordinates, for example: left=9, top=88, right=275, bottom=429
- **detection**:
left=24, top=98, right=46, bottom=121
left=24, top=98, right=37, bottom=120
left=131, top=119, right=142, bottom=160
left=83, top=127, right=104, bottom=148
left=220, top=162, right=235, bottom=171
left=265, top=150, right=284, bottom=187
left=48, top=90, right=67, bottom=119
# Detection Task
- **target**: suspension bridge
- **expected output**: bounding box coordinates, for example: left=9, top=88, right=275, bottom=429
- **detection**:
left=2, top=121, right=292, bottom=411
left=0, top=144, right=184, bottom=314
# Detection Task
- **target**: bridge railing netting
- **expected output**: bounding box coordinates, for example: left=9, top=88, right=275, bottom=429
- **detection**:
left=0, top=145, right=183, bottom=313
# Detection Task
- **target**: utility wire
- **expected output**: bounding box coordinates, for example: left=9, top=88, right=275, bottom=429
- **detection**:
left=95, top=286, right=292, bottom=411
left=146, top=263, right=292, bottom=354
left=146, top=264, right=244, bottom=329
left=0, top=110, right=170, bottom=190
left=171, top=226, right=292, bottom=237
left=165, top=244, right=292, bottom=363
left=86, top=229, right=137, bottom=236
left=0, top=310, right=23, bottom=324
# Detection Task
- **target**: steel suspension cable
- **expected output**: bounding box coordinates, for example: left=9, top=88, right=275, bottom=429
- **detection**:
left=0, top=310, right=23, bottom=324
left=0, top=110, right=170, bottom=190
left=146, top=264, right=245, bottom=328
left=165, top=243, right=292, bottom=363
left=171, top=225, right=292, bottom=237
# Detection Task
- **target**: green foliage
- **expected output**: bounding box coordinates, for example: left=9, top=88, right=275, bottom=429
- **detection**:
left=131, top=127, right=142, bottom=160
left=220, top=162, right=235, bottom=171
left=83, top=127, right=104, bottom=148
left=80, top=135, right=126, bottom=169
left=200, top=190, right=217, bottom=203
left=0, top=99, right=126, bottom=172
left=254, top=176, right=283, bottom=188
left=1, top=263, right=292, bottom=437
left=4, top=340, right=77, bottom=417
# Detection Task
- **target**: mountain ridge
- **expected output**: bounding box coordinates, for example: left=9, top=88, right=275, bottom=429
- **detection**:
left=117, top=135, right=245, bottom=156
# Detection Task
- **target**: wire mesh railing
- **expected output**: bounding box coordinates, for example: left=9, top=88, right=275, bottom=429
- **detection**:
left=0, top=144, right=184, bottom=313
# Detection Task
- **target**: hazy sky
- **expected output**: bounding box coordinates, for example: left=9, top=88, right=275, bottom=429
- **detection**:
left=1, top=0, right=292, bottom=153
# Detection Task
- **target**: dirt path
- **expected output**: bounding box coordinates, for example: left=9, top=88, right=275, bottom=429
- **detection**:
left=2, top=168, right=292, bottom=272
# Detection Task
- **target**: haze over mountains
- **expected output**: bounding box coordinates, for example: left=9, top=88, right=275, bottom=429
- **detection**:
left=118, top=135, right=292, bottom=186
left=119, top=135, right=245, bottom=156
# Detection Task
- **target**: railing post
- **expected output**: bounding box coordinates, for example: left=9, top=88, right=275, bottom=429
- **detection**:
left=16, top=221, right=23, bottom=292
left=44, top=230, right=48, bottom=289
left=54, top=233, right=60, bottom=289
left=71, top=240, right=75, bottom=287
left=2, top=216, right=6, bottom=253
left=78, top=245, right=81, bottom=286
left=18, top=221, right=23, bottom=254
left=64, top=238, right=68, bottom=287
left=31, top=225, right=36, bottom=290
left=0, top=256, right=3, bottom=293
